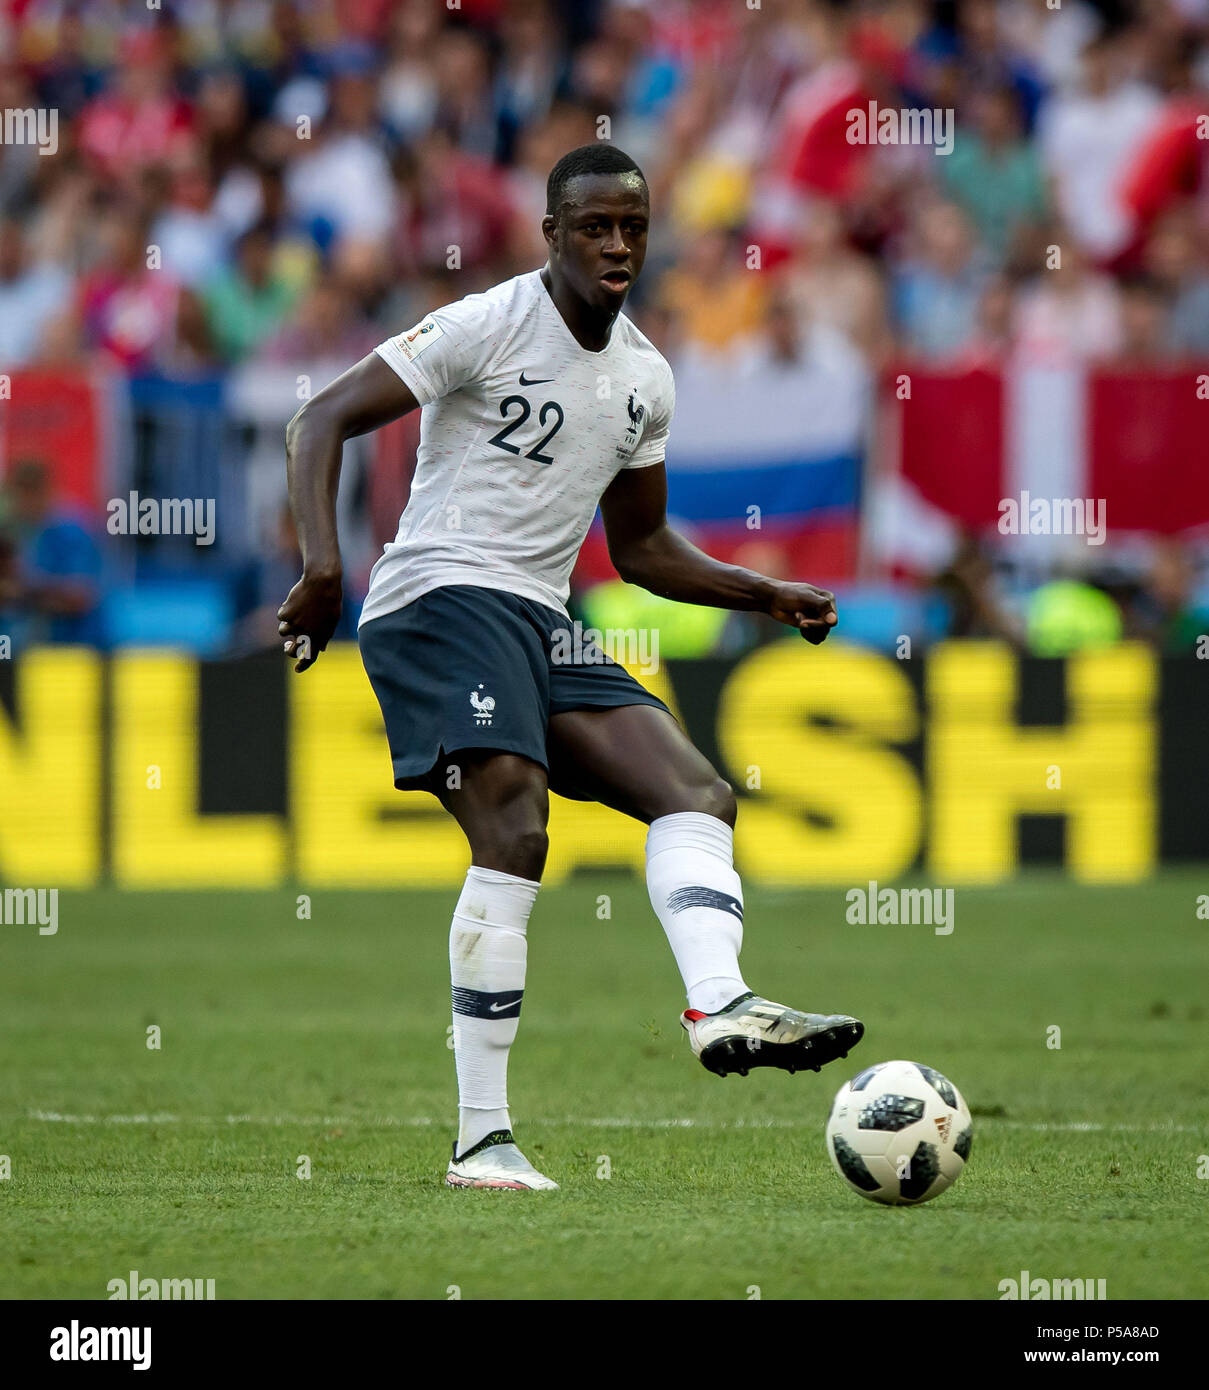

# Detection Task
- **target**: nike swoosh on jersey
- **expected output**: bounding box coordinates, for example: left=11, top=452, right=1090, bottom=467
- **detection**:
left=518, top=372, right=554, bottom=385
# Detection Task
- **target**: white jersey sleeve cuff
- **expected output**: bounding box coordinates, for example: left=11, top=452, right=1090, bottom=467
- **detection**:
left=374, top=340, right=437, bottom=406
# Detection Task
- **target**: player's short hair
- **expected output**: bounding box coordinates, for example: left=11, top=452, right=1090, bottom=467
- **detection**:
left=545, top=144, right=647, bottom=220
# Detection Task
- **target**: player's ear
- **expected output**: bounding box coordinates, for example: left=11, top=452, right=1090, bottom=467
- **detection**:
left=541, top=214, right=557, bottom=251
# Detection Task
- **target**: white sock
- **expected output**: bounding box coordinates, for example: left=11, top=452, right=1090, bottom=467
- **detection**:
left=449, top=864, right=540, bottom=1156
left=645, top=811, right=749, bottom=1015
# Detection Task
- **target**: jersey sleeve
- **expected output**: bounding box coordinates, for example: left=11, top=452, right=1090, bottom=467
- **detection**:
left=623, top=363, right=675, bottom=469
left=373, top=298, right=488, bottom=405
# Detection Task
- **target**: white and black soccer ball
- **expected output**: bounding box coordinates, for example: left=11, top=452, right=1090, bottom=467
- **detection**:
left=825, top=1059, right=973, bottom=1205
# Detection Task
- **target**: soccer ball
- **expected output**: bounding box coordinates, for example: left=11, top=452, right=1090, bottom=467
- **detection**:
left=825, top=1059, right=972, bottom=1205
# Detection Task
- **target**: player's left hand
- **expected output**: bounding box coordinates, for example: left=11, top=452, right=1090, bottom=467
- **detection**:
left=766, top=581, right=837, bottom=645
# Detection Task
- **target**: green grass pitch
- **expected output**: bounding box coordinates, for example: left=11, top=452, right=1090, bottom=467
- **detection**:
left=1, top=873, right=1206, bottom=1300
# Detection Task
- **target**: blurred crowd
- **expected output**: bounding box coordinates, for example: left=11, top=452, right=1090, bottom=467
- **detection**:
left=1, top=0, right=1208, bottom=656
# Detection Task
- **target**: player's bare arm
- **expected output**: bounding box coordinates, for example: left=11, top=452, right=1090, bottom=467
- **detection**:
left=600, top=461, right=839, bottom=644
left=279, top=354, right=420, bottom=671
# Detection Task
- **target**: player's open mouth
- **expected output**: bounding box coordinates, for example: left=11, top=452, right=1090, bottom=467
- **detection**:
left=600, top=271, right=631, bottom=291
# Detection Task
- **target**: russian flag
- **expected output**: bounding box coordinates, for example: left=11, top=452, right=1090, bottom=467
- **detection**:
left=575, top=326, right=871, bottom=586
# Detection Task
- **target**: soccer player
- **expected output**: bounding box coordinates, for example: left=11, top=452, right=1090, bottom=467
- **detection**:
left=279, top=144, right=863, bottom=1191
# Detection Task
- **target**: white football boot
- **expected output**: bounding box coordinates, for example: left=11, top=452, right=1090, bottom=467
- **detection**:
left=681, top=991, right=864, bottom=1078
left=444, top=1129, right=559, bottom=1191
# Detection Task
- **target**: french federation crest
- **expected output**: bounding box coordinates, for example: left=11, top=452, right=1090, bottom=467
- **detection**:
left=470, top=685, right=495, bottom=726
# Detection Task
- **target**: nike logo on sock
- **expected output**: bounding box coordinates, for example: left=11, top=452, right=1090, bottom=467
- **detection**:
left=666, top=886, right=744, bottom=922
left=451, top=986, right=524, bottom=1019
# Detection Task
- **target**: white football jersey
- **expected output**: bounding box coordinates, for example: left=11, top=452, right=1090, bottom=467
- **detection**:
left=359, top=269, right=674, bottom=626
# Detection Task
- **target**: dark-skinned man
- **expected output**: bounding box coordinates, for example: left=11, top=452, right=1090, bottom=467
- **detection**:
left=279, top=143, right=862, bottom=1191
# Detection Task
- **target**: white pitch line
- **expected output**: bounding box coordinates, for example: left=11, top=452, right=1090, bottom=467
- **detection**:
left=21, top=1110, right=1203, bottom=1135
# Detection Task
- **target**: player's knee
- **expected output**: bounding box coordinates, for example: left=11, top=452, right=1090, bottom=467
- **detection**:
left=512, top=824, right=549, bottom=877
left=446, top=755, right=550, bottom=877
left=672, top=774, right=736, bottom=826
left=477, top=783, right=549, bottom=876
left=477, top=823, right=548, bottom=879
left=701, top=776, right=738, bottom=826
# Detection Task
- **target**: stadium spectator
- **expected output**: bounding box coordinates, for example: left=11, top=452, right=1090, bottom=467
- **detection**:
left=77, top=206, right=198, bottom=373
left=0, top=529, right=26, bottom=649
left=739, top=291, right=866, bottom=383
left=77, top=30, right=195, bottom=189
left=1144, top=206, right=1209, bottom=358
left=1036, top=29, right=1162, bottom=264
left=939, top=83, right=1046, bottom=265
left=656, top=226, right=766, bottom=353
left=1113, top=275, right=1175, bottom=364
left=429, top=24, right=499, bottom=159
left=148, top=150, right=230, bottom=289
left=766, top=1, right=873, bottom=210
left=998, top=0, right=1103, bottom=91
left=31, top=6, right=105, bottom=122
left=258, top=271, right=378, bottom=365
left=393, top=127, right=517, bottom=289
left=1012, top=235, right=1124, bottom=364
left=194, top=66, right=254, bottom=190
left=377, top=4, right=438, bottom=143
left=203, top=220, right=302, bottom=364
left=1, top=461, right=103, bottom=647
left=892, top=200, right=988, bottom=360
left=961, top=273, right=1017, bottom=366
left=493, top=0, right=567, bottom=166
left=283, top=43, right=397, bottom=250
left=0, top=64, right=46, bottom=217
left=0, top=216, right=72, bottom=365
left=948, top=0, right=1045, bottom=130
left=781, top=199, right=889, bottom=364
left=930, top=533, right=1024, bottom=646
left=1120, top=30, right=1209, bottom=256
left=1131, top=539, right=1209, bottom=656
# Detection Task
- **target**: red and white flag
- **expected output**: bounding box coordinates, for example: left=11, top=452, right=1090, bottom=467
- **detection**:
left=869, top=363, right=1209, bottom=573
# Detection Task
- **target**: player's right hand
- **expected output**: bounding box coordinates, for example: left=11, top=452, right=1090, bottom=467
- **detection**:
left=278, top=570, right=343, bottom=672
left=766, top=580, right=838, bottom=645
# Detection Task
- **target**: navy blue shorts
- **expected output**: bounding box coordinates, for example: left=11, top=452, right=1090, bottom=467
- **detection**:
left=359, top=584, right=672, bottom=790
